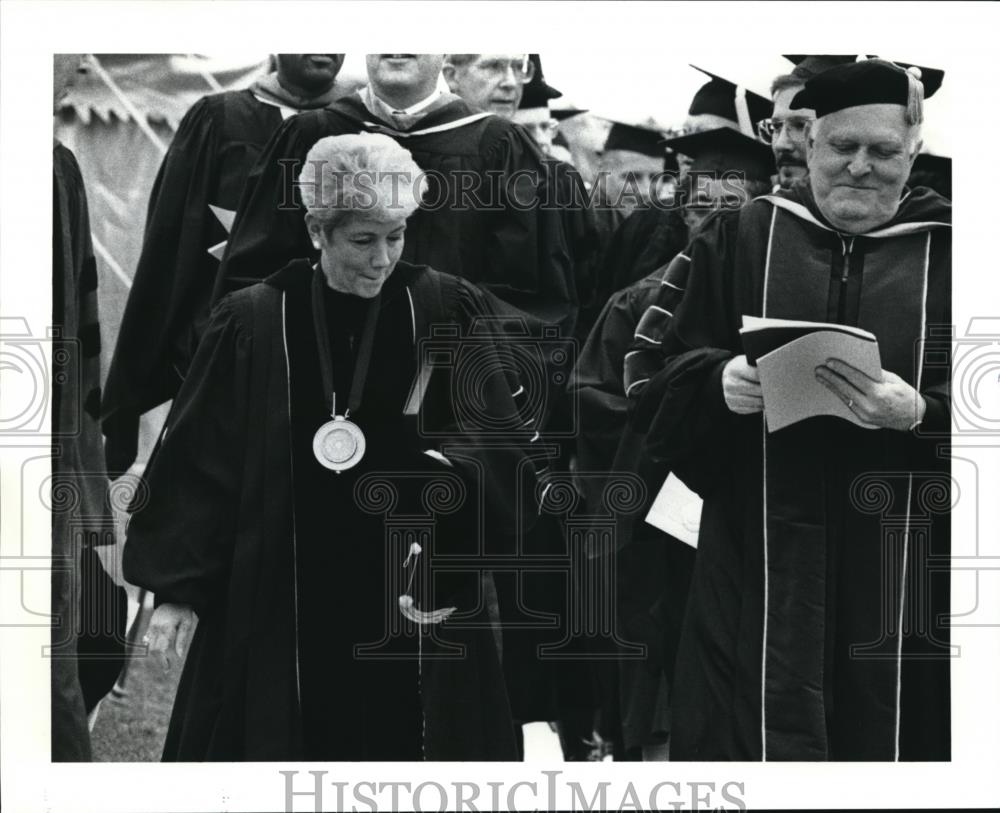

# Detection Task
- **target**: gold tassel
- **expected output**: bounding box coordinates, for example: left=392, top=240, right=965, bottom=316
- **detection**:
left=398, top=594, right=456, bottom=625
left=398, top=542, right=456, bottom=625
left=904, top=66, right=924, bottom=126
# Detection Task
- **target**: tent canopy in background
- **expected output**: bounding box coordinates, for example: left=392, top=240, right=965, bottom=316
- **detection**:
left=55, top=54, right=270, bottom=459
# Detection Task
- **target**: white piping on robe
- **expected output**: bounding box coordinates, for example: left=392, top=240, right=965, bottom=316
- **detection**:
left=762, top=196, right=949, bottom=237
left=760, top=203, right=777, bottom=760
left=280, top=292, right=303, bottom=711
left=405, top=286, right=417, bottom=345
left=896, top=474, right=913, bottom=761
left=250, top=91, right=298, bottom=120
left=362, top=111, right=492, bottom=138
left=895, top=231, right=932, bottom=760
left=624, top=377, right=650, bottom=397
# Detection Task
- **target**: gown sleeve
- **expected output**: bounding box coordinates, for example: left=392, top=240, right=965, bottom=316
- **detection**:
left=418, top=275, right=540, bottom=549
left=101, top=96, right=224, bottom=474
left=122, top=296, right=252, bottom=616
left=214, top=111, right=328, bottom=300
left=569, top=289, right=635, bottom=479
left=625, top=209, right=745, bottom=496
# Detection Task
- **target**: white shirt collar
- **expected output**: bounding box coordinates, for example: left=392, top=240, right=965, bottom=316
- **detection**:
left=360, top=85, right=442, bottom=122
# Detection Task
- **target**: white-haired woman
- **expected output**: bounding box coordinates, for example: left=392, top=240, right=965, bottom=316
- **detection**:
left=124, top=133, right=532, bottom=761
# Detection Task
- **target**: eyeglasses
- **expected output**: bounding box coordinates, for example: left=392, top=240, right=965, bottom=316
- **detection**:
left=527, top=119, right=558, bottom=135
left=757, top=116, right=812, bottom=144
left=475, top=55, right=535, bottom=83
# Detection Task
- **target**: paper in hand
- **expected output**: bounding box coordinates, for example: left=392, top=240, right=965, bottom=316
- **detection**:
left=755, top=328, right=882, bottom=431
left=644, top=472, right=703, bottom=548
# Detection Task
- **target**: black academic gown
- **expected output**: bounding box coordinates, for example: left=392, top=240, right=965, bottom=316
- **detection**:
left=216, top=95, right=578, bottom=337
left=628, top=185, right=952, bottom=761
left=569, top=267, right=697, bottom=756
left=102, top=89, right=286, bottom=474
left=582, top=204, right=689, bottom=334
left=123, top=260, right=533, bottom=761
left=52, top=142, right=108, bottom=761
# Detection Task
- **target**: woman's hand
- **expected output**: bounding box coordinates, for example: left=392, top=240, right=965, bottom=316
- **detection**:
left=143, top=603, right=196, bottom=672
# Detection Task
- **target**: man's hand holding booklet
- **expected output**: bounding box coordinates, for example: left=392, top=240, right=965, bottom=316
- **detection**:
left=738, top=315, right=883, bottom=432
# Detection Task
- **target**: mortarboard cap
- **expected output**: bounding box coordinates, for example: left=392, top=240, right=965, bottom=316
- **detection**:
left=783, top=54, right=870, bottom=81
left=551, top=106, right=588, bottom=121
left=688, top=65, right=773, bottom=132
left=603, top=122, right=665, bottom=159
left=890, top=60, right=944, bottom=98
left=661, top=126, right=775, bottom=180
left=518, top=54, right=562, bottom=111
left=791, top=58, right=944, bottom=119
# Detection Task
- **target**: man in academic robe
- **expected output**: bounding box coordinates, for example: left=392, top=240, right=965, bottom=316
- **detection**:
left=101, top=54, right=346, bottom=475
left=51, top=55, right=117, bottom=760
left=591, top=67, right=774, bottom=313
left=569, top=126, right=775, bottom=760
left=442, top=53, right=533, bottom=118
left=216, top=54, right=579, bottom=343
left=626, top=59, right=951, bottom=761
left=440, top=53, right=607, bottom=755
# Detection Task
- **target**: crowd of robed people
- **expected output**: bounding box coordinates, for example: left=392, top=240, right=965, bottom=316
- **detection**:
left=53, top=53, right=952, bottom=763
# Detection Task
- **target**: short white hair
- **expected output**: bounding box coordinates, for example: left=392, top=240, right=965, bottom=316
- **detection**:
left=298, top=133, right=426, bottom=231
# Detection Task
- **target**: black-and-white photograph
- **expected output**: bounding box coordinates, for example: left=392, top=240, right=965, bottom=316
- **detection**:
left=2, top=2, right=999, bottom=812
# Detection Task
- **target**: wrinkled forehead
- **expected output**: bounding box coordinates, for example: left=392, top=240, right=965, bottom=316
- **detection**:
left=472, top=53, right=528, bottom=66
left=602, top=150, right=665, bottom=172
left=816, top=103, right=912, bottom=142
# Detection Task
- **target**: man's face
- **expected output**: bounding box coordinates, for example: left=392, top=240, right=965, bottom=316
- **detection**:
left=443, top=54, right=530, bottom=118
left=512, top=107, right=557, bottom=154
left=682, top=176, right=750, bottom=231
left=808, top=104, right=918, bottom=233
left=365, top=54, right=445, bottom=97
left=676, top=114, right=739, bottom=180
left=600, top=150, right=665, bottom=215
left=770, top=85, right=814, bottom=188
left=275, top=54, right=344, bottom=94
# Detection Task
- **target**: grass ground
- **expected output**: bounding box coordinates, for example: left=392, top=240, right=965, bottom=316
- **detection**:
left=90, top=635, right=185, bottom=761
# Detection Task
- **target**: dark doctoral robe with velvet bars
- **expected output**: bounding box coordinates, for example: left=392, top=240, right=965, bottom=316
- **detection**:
left=215, top=95, right=579, bottom=338
left=627, top=184, right=952, bottom=761
left=123, top=259, right=534, bottom=761
left=102, top=89, right=287, bottom=474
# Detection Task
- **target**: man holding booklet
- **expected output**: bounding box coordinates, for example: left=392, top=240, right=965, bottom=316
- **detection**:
left=627, top=59, right=951, bottom=761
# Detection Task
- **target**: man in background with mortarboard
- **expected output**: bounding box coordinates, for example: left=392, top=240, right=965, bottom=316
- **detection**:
left=591, top=66, right=774, bottom=309
left=597, top=122, right=671, bottom=218
left=626, top=58, right=951, bottom=761
left=102, top=54, right=347, bottom=475
left=570, top=123, right=776, bottom=761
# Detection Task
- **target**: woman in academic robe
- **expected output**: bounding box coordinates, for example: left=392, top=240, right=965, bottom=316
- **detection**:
left=123, top=133, right=535, bottom=761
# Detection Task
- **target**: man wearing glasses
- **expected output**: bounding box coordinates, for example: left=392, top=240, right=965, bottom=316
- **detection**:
left=442, top=53, right=534, bottom=118
left=758, top=76, right=814, bottom=190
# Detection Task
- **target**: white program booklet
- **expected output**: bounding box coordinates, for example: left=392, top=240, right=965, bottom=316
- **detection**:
left=756, top=330, right=882, bottom=431
left=644, top=472, right=703, bottom=548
